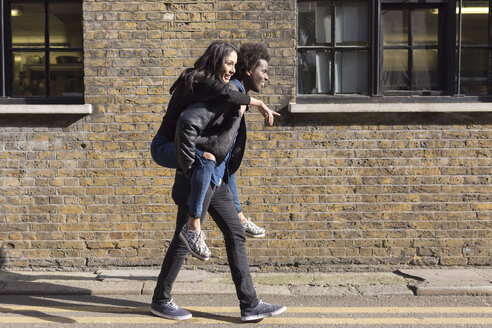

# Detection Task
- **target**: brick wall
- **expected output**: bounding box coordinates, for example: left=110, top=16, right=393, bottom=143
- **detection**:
left=0, top=0, right=490, bottom=271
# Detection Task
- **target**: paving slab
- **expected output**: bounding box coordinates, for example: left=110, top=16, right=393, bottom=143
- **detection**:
left=399, top=269, right=490, bottom=282
left=289, top=286, right=359, bottom=296
left=398, top=269, right=492, bottom=296
left=357, top=284, right=414, bottom=296
left=96, top=269, right=209, bottom=282
left=0, top=280, right=144, bottom=295
left=142, top=281, right=236, bottom=295
left=0, top=271, right=96, bottom=282
left=415, top=286, right=492, bottom=296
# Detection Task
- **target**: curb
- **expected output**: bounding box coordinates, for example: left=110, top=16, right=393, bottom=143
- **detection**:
left=0, top=269, right=490, bottom=297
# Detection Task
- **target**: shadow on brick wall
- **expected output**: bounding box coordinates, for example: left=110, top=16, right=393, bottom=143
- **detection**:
left=277, top=107, right=492, bottom=127
left=0, top=248, right=5, bottom=270
left=0, top=114, right=88, bottom=128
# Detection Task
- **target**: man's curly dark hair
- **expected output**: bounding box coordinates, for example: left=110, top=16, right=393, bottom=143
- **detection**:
left=234, top=43, right=270, bottom=81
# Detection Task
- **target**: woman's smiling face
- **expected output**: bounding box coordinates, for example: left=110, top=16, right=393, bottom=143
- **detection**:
left=220, top=51, right=238, bottom=83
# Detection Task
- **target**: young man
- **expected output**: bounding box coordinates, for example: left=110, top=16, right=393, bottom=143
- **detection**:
left=151, top=43, right=286, bottom=322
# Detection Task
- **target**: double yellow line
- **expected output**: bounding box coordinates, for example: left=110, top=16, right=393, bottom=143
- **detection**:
left=0, top=305, right=491, bottom=325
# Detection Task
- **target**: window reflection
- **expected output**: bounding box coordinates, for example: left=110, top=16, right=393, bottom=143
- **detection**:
left=335, top=50, right=368, bottom=93
left=298, top=1, right=332, bottom=46
left=458, top=1, right=489, bottom=45
left=413, top=9, right=438, bottom=45
left=50, top=52, right=83, bottom=96
left=10, top=0, right=83, bottom=98
left=383, top=10, right=408, bottom=46
left=382, top=8, right=440, bottom=91
left=49, top=0, right=83, bottom=48
left=298, top=50, right=332, bottom=94
left=413, top=49, right=439, bottom=90
left=335, top=1, right=369, bottom=46
left=457, top=1, right=491, bottom=95
left=297, top=1, right=369, bottom=94
left=383, top=49, right=409, bottom=90
left=12, top=0, right=44, bottom=47
left=13, top=52, right=46, bottom=96
left=459, top=49, right=490, bottom=94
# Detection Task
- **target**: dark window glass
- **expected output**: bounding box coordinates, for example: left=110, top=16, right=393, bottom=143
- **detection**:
left=457, top=0, right=491, bottom=95
left=49, top=0, right=83, bottom=48
left=382, top=8, right=441, bottom=92
left=298, top=1, right=332, bottom=47
left=297, top=0, right=369, bottom=95
left=13, top=51, right=46, bottom=96
left=50, top=51, right=83, bottom=96
left=296, top=0, right=492, bottom=97
left=8, top=0, right=83, bottom=99
left=11, top=1, right=44, bottom=48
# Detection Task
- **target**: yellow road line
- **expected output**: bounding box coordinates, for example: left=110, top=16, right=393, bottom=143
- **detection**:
left=1, top=305, right=492, bottom=314
left=0, top=316, right=491, bottom=325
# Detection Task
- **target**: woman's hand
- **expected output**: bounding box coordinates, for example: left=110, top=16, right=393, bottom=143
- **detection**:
left=249, top=97, right=281, bottom=126
left=240, top=105, right=247, bottom=117
left=203, top=152, right=216, bottom=161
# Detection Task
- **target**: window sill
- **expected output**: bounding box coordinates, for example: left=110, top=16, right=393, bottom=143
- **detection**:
left=0, top=104, right=92, bottom=114
left=289, top=101, right=492, bottom=113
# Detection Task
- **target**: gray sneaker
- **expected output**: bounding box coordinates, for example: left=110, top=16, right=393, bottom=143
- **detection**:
left=242, top=218, right=265, bottom=238
left=241, top=300, right=287, bottom=322
left=151, top=299, right=192, bottom=321
left=179, top=225, right=211, bottom=261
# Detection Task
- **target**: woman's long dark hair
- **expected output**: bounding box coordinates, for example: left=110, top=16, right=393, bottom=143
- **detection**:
left=170, top=41, right=239, bottom=97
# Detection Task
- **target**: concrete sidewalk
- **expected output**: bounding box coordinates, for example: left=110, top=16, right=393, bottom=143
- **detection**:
left=0, top=268, right=490, bottom=297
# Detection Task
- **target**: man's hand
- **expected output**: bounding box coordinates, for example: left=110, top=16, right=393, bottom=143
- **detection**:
left=249, top=97, right=280, bottom=126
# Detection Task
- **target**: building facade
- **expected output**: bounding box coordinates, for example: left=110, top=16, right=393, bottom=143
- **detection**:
left=0, top=0, right=490, bottom=270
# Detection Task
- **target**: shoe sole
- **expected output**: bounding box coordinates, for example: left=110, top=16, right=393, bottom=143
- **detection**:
left=241, top=306, right=287, bottom=322
left=150, top=308, right=192, bottom=321
left=179, top=231, right=210, bottom=261
left=245, top=231, right=265, bottom=238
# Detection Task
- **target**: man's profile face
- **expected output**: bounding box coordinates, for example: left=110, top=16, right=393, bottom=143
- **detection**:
left=246, top=59, right=269, bottom=93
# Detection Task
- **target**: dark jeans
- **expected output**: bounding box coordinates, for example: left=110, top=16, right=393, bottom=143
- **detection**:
left=152, top=173, right=258, bottom=310
left=151, top=133, right=215, bottom=217
left=151, top=133, right=242, bottom=215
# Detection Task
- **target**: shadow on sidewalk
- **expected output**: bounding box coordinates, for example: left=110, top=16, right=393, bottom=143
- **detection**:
left=0, top=249, right=234, bottom=324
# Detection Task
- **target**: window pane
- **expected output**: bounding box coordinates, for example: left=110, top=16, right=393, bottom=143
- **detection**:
left=13, top=52, right=46, bottom=96
left=458, top=1, right=489, bottom=45
left=459, top=48, right=489, bottom=94
left=50, top=52, right=83, bottom=96
left=298, top=50, right=332, bottom=94
left=335, top=1, right=369, bottom=46
left=413, top=49, right=439, bottom=89
left=335, top=50, right=368, bottom=93
left=383, top=49, right=409, bottom=90
left=11, top=0, right=45, bottom=48
left=49, top=0, right=83, bottom=48
left=298, top=1, right=332, bottom=46
left=382, top=9, right=408, bottom=46
left=413, top=9, right=438, bottom=45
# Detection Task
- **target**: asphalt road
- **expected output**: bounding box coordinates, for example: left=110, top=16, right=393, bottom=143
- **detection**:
left=0, top=294, right=491, bottom=327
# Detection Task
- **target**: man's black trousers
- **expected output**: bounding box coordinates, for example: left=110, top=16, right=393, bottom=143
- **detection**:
left=152, top=173, right=259, bottom=310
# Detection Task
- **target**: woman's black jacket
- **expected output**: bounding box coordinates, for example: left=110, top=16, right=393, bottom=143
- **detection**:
left=156, top=78, right=250, bottom=142
left=175, top=81, right=247, bottom=179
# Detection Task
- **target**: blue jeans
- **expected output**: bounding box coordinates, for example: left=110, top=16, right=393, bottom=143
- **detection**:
left=151, top=133, right=241, bottom=217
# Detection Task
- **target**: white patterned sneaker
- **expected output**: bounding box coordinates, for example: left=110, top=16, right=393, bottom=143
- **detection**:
left=242, top=218, right=265, bottom=238
left=179, top=225, right=211, bottom=261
